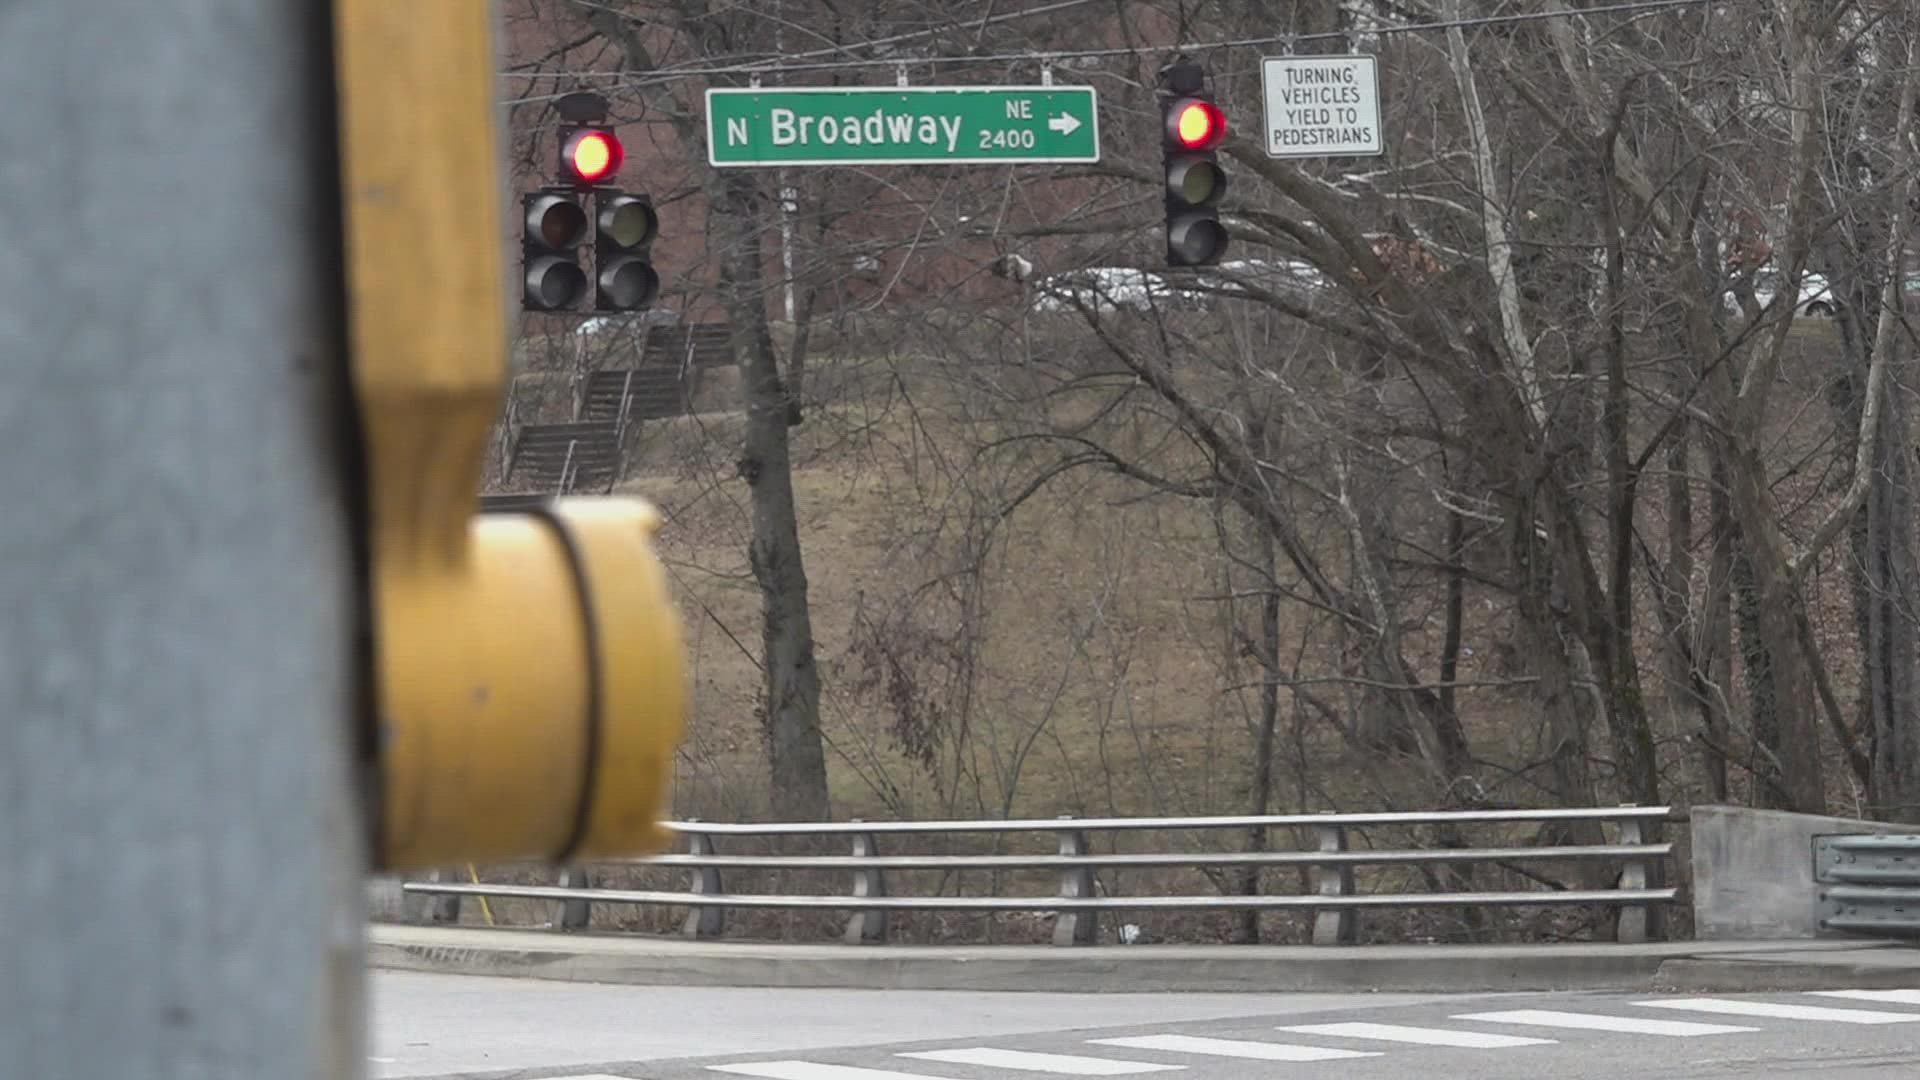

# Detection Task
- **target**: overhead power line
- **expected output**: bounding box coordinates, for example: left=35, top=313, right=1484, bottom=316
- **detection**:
left=506, top=0, right=1714, bottom=90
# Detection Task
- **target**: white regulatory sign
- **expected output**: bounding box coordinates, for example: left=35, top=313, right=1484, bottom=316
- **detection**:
left=1260, top=54, right=1383, bottom=158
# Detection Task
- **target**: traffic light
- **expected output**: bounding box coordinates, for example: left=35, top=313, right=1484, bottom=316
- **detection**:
left=559, top=125, right=624, bottom=187
left=595, top=191, right=659, bottom=311
left=522, top=191, right=590, bottom=310
left=525, top=124, right=660, bottom=312
left=1161, top=61, right=1228, bottom=266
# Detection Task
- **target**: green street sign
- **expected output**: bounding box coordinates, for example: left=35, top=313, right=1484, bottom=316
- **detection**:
left=705, top=86, right=1100, bottom=167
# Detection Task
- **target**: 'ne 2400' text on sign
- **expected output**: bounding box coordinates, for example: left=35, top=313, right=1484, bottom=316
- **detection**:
left=704, top=86, right=1100, bottom=167
left=1260, top=55, right=1383, bottom=158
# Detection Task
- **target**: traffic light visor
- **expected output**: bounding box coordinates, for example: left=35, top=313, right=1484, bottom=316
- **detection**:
left=600, top=198, right=658, bottom=248
left=1170, top=99, right=1227, bottom=150
left=564, top=129, right=624, bottom=184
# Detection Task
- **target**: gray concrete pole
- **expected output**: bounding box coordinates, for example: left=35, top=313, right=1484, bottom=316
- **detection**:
left=0, top=3, right=365, bottom=1079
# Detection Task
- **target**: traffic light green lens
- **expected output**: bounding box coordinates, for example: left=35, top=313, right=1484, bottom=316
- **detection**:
left=1169, top=217, right=1227, bottom=265
left=527, top=257, right=587, bottom=309
left=603, top=201, right=657, bottom=248
left=601, top=258, right=660, bottom=310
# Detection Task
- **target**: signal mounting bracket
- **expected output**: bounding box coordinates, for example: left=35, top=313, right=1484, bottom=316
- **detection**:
left=1159, top=57, right=1204, bottom=94
left=556, top=91, right=610, bottom=123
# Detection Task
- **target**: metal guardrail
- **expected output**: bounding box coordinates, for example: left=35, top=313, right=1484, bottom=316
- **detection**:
left=403, top=806, right=1678, bottom=947
left=1817, top=834, right=1920, bottom=938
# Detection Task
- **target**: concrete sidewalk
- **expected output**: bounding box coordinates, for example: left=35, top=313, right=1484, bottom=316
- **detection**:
left=366, top=924, right=1920, bottom=994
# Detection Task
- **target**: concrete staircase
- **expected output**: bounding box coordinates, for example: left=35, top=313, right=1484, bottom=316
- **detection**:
left=477, top=493, right=550, bottom=513
left=505, top=421, right=621, bottom=492
left=580, top=367, right=682, bottom=423
left=642, top=322, right=734, bottom=369
left=492, top=322, right=733, bottom=496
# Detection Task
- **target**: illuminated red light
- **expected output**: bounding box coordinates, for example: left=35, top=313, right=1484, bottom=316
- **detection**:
left=564, top=129, right=623, bottom=184
left=1171, top=100, right=1227, bottom=151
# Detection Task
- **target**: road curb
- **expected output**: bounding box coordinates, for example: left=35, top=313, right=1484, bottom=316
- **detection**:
left=1651, top=951, right=1920, bottom=993
left=366, top=926, right=1915, bottom=994
left=367, top=939, right=1668, bottom=993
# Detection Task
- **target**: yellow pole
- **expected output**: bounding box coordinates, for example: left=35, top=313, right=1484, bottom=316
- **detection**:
left=465, top=864, right=497, bottom=927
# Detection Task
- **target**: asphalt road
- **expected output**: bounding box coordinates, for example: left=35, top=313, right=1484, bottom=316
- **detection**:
left=369, top=972, right=1920, bottom=1080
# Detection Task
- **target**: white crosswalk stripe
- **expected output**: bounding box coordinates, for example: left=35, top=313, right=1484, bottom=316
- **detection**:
left=1277, top=1022, right=1554, bottom=1048
left=1635, top=998, right=1920, bottom=1024
left=1453, top=1009, right=1758, bottom=1037
left=698, top=991, right=1920, bottom=1080
left=710, top=1063, right=946, bottom=1080
left=1811, top=989, right=1920, bottom=1007
left=1088, top=1035, right=1380, bottom=1062
left=897, top=1049, right=1183, bottom=1075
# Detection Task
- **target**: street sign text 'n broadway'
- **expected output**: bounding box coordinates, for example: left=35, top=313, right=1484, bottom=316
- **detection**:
left=706, top=86, right=1100, bottom=167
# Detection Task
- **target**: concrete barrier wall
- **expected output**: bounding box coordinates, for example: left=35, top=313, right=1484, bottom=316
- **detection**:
left=1690, top=805, right=1900, bottom=940
left=367, top=876, right=410, bottom=923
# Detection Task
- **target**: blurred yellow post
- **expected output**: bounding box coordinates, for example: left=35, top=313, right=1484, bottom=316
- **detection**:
left=332, top=0, right=689, bottom=873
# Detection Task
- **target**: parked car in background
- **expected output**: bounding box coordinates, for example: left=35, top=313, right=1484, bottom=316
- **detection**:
left=1726, top=267, right=1837, bottom=318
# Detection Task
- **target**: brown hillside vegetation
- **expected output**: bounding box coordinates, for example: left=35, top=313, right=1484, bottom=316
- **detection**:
left=645, top=322, right=1866, bottom=811
left=478, top=311, right=1862, bottom=945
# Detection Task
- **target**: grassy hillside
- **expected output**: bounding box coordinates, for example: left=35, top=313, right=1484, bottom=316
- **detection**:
left=608, top=349, right=1532, bottom=827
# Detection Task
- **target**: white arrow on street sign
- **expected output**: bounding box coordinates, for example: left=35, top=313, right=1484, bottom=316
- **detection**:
left=1048, top=113, right=1082, bottom=136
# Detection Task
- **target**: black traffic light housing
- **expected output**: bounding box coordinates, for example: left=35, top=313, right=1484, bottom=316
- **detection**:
left=1161, top=60, right=1229, bottom=267
left=594, top=191, right=660, bottom=311
left=522, top=190, right=590, bottom=311
left=521, top=107, right=663, bottom=313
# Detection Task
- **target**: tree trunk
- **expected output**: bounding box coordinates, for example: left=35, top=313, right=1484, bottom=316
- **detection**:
left=1236, top=525, right=1282, bottom=944
left=716, top=171, right=832, bottom=820
left=1438, top=503, right=1466, bottom=728
left=1725, top=440, right=1826, bottom=812
left=1647, top=415, right=1725, bottom=801
left=1702, top=456, right=1735, bottom=801
left=570, top=2, right=832, bottom=820
left=1865, top=385, right=1920, bottom=820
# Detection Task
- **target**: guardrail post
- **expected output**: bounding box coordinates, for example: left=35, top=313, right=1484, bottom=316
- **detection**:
left=556, top=865, right=592, bottom=931
left=1311, top=816, right=1356, bottom=946
left=397, top=875, right=432, bottom=924
left=408, top=868, right=462, bottom=924
left=681, top=828, right=725, bottom=939
left=843, top=822, right=889, bottom=944
left=1053, top=816, right=1098, bottom=946
left=1614, top=811, right=1652, bottom=944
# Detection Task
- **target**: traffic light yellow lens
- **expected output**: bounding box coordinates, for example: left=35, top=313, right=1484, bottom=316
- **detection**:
left=1179, top=163, right=1217, bottom=203
left=604, top=201, right=656, bottom=247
